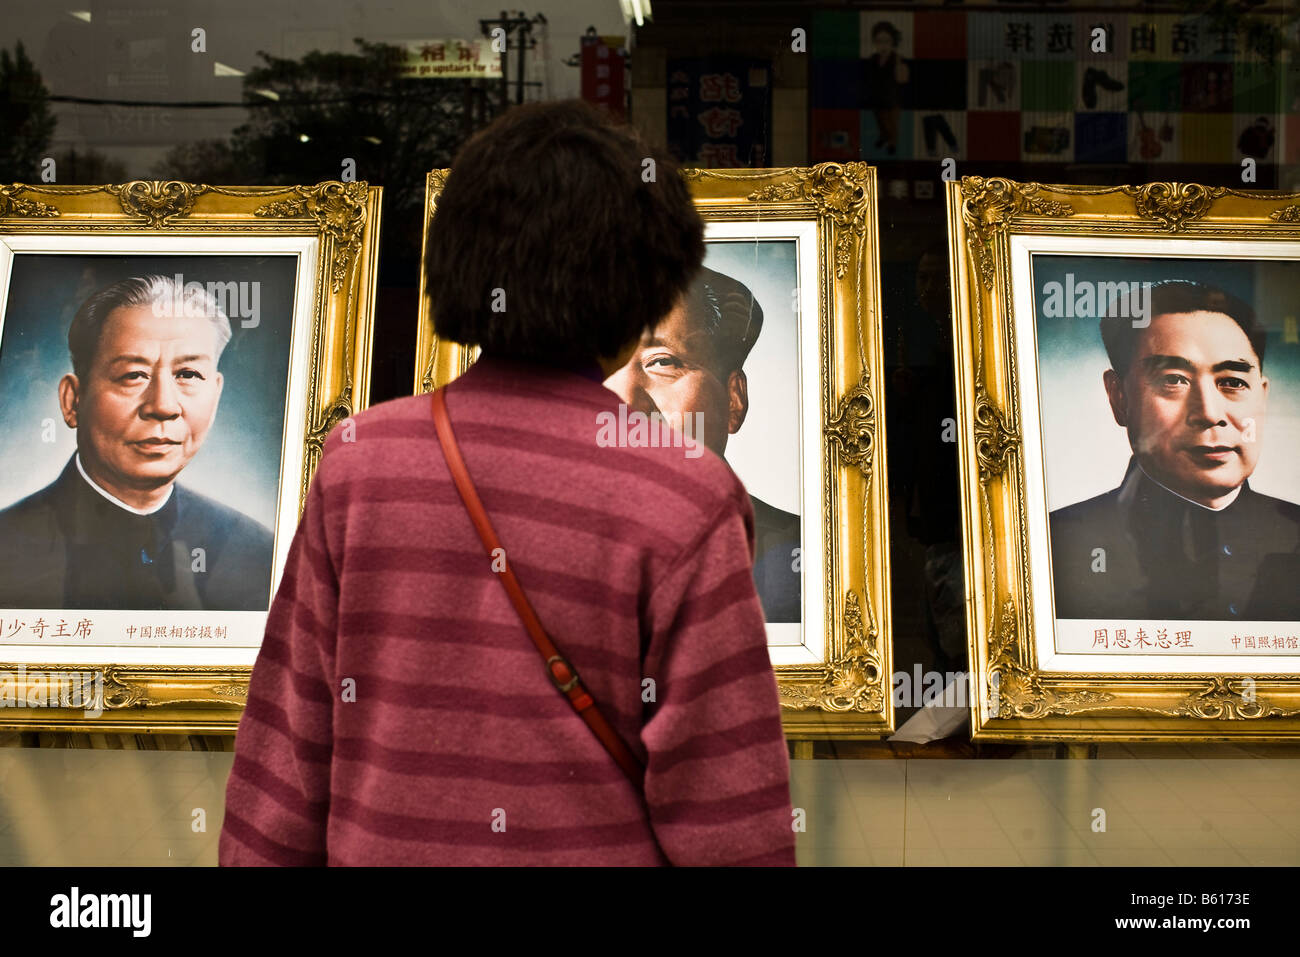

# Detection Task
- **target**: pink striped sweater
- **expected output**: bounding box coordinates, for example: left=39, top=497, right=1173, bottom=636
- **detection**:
left=219, top=354, right=796, bottom=866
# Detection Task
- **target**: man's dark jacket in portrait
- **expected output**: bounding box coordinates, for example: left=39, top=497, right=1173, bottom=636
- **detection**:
left=750, top=493, right=800, bottom=622
left=1049, top=457, right=1300, bottom=621
left=0, top=455, right=274, bottom=610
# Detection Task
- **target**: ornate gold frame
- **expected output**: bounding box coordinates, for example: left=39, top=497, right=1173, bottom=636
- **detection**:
left=0, top=180, right=382, bottom=732
left=416, top=164, right=893, bottom=738
left=948, top=177, right=1300, bottom=741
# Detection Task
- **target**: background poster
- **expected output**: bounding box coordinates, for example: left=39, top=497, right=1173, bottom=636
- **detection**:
left=667, top=56, right=772, bottom=167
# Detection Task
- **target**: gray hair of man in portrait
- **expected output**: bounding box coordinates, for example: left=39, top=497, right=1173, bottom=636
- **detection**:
left=683, top=265, right=765, bottom=372
left=67, top=274, right=234, bottom=378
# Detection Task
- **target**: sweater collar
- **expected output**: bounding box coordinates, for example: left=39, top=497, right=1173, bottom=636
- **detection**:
left=467, top=351, right=610, bottom=388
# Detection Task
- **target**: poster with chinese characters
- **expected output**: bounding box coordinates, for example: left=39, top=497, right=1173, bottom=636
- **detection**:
left=580, top=33, right=626, bottom=120
left=1031, top=253, right=1300, bottom=661
left=0, top=182, right=382, bottom=730
left=0, top=253, right=299, bottom=646
left=949, top=177, right=1300, bottom=739
left=666, top=57, right=772, bottom=167
left=398, top=39, right=502, bottom=80
left=811, top=8, right=1287, bottom=172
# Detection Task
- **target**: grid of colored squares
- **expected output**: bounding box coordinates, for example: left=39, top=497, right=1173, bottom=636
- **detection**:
left=810, top=9, right=1299, bottom=165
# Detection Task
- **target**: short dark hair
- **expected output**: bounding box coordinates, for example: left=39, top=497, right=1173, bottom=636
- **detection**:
left=68, top=275, right=232, bottom=381
left=871, top=21, right=901, bottom=43
left=1100, top=280, right=1266, bottom=378
left=425, top=100, right=705, bottom=364
left=681, top=266, right=764, bottom=374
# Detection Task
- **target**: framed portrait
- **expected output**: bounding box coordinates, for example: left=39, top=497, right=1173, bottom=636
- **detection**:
left=949, top=177, right=1300, bottom=740
left=0, top=180, right=382, bottom=732
left=417, top=163, right=895, bottom=737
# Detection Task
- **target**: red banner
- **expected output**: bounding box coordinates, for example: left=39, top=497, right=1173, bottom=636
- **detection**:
left=580, top=34, right=627, bottom=120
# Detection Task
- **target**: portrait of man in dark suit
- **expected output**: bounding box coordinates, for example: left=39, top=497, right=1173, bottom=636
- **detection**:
left=1049, top=279, right=1300, bottom=622
left=604, top=265, right=801, bottom=622
left=0, top=274, right=274, bottom=611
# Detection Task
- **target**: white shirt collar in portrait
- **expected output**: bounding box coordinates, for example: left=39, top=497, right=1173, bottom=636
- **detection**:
left=75, top=452, right=174, bottom=516
left=1136, top=460, right=1242, bottom=512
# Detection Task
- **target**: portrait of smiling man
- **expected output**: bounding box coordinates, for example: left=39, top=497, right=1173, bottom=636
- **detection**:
left=0, top=274, right=274, bottom=611
left=604, top=264, right=801, bottom=622
left=1049, top=279, right=1300, bottom=622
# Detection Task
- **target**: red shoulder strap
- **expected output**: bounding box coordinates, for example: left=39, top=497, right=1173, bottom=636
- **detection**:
left=430, top=386, right=646, bottom=790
